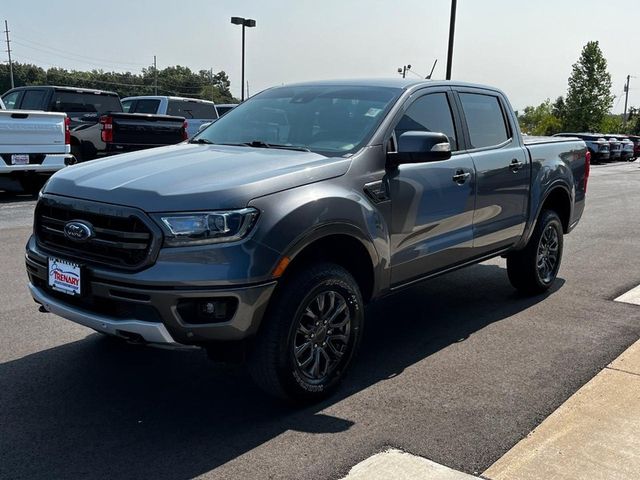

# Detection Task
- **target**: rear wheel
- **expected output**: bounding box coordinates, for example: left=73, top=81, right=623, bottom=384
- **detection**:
left=507, top=210, right=563, bottom=295
left=247, top=262, right=364, bottom=403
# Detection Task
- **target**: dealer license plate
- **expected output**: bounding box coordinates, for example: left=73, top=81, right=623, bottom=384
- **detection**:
left=48, top=257, right=82, bottom=296
left=11, top=154, right=29, bottom=165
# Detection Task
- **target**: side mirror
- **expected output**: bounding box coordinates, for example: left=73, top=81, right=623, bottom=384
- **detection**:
left=388, top=131, right=452, bottom=166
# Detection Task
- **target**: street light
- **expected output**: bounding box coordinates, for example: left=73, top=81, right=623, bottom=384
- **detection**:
left=230, top=16, right=256, bottom=102
left=445, top=0, right=457, bottom=80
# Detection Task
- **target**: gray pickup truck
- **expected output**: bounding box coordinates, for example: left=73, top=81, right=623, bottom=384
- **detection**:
left=26, top=79, right=588, bottom=402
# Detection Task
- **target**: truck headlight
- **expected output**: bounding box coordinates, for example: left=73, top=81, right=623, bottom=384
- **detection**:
left=153, top=208, right=259, bottom=246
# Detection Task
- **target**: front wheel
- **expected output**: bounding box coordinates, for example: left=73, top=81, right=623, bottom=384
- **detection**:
left=247, top=262, right=364, bottom=403
left=507, top=210, right=563, bottom=295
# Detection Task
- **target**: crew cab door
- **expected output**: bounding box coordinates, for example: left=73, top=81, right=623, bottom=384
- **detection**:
left=386, top=89, right=477, bottom=287
left=454, top=89, right=530, bottom=254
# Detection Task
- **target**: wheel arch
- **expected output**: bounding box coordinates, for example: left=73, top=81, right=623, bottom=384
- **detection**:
left=278, top=223, right=380, bottom=303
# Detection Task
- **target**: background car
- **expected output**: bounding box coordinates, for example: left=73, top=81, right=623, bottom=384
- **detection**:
left=215, top=103, right=238, bottom=117
left=121, top=95, right=218, bottom=137
left=610, top=135, right=635, bottom=161
left=628, top=135, right=640, bottom=159
left=606, top=137, right=622, bottom=161
left=553, top=133, right=610, bottom=163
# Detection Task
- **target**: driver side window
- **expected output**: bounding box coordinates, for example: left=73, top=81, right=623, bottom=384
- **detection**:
left=393, top=93, right=458, bottom=151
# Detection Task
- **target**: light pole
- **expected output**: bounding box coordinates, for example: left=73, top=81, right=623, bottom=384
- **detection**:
left=446, top=0, right=457, bottom=80
left=230, top=16, right=256, bottom=102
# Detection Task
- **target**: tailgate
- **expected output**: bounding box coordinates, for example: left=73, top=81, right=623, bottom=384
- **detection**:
left=0, top=111, right=68, bottom=154
left=111, top=113, right=185, bottom=146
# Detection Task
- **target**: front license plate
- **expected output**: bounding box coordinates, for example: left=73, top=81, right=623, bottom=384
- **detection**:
left=48, top=257, right=81, bottom=296
left=11, top=154, right=29, bottom=165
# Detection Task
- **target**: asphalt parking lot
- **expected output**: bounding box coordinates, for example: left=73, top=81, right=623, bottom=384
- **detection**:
left=2, top=161, right=640, bottom=480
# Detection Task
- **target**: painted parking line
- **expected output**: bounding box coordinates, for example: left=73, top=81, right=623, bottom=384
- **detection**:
left=615, top=284, right=640, bottom=306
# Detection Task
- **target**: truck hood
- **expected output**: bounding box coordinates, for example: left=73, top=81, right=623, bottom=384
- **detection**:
left=44, top=144, right=351, bottom=211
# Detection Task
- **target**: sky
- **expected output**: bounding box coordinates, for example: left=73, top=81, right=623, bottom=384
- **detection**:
left=3, top=0, right=638, bottom=113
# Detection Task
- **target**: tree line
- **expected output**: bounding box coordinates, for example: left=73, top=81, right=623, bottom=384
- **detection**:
left=518, top=41, right=639, bottom=136
left=0, top=62, right=238, bottom=103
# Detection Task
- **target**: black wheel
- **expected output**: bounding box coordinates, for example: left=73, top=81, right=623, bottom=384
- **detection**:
left=247, top=262, right=364, bottom=403
left=71, top=144, right=84, bottom=162
left=507, top=210, right=563, bottom=295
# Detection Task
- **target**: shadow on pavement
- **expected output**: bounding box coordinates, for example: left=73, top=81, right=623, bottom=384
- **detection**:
left=0, top=263, right=563, bottom=479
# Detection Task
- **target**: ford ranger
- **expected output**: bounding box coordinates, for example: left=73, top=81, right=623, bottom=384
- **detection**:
left=25, top=79, right=588, bottom=402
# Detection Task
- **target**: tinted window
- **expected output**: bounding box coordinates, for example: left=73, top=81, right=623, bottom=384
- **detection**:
left=128, top=99, right=161, bottom=114
left=121, top=100, right=132, bottom=112
left=195, top=85, right=400, bottom=157
left=2, top=91, right=21, bottom=109
left=167, top=100, right=218, bottom=119
left=459, top=93, right=510, bottom=149
left=216, top=105, right=236, bottom=116
left=50, top=91, right=122, bottom=114
left=20, top=90, right=48, bottom=110
left=395, top=93, right=458, bottom=151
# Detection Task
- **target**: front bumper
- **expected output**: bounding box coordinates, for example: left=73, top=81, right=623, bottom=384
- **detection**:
left=26, top=245, right=277, bottom=346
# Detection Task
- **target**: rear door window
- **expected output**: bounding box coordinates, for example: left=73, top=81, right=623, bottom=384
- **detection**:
left=167, top=100, right=218, bottom=119
left=20, top=90, right=48, bottom=110
left=459, top=93, right=510, bottom=149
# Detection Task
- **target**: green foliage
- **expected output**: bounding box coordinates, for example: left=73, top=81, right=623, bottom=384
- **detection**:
left=564, top=41, right=614, bottom=132
left=599, top=114, right=624, bottom=134
left=625, top=107, right=640, bottom=135
left=518, top=99, right=563, bottom=136
left=0, top=62, right=237, bottom=103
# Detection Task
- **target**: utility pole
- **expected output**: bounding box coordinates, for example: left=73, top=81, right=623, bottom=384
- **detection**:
left=153, top=55, right=158, bottom=95
left=4, top=20, right=14, bottom=89
left=446, top=0, right=457, bottom=80
left=623, top=75, right=631, bottom=124
left=210, top=68, right=214, bottom=102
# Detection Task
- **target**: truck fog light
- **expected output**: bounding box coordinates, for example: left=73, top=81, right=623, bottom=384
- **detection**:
left=177, top=297, right=239, bottom=325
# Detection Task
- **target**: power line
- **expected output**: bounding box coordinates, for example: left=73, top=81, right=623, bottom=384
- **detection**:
left=10, top=24, right=148, bottom=67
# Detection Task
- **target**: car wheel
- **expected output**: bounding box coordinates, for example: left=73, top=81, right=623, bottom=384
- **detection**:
left=507, top=210, right=563, bottom=295
left=247, top=262, right=364, bottom=403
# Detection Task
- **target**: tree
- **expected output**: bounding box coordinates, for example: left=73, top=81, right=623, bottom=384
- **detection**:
left=518, top=99, right=563, bottom=136
left=564, top=41, right=614, bottom=132
left=0, top=62, right=237, bottom=103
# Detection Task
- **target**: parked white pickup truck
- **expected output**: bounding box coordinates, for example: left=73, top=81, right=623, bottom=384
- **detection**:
left=121, top=96, right=218, bottom=137
left=0, top=100, right=75, bottom=194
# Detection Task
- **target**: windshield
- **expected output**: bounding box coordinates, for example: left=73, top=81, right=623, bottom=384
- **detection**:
left=193, top=85, right=401, bottom=156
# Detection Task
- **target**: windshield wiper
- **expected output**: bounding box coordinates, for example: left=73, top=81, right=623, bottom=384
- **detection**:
left=189, top=138, right=214, bottom=144
left=243, top=140, right=310, bottom=152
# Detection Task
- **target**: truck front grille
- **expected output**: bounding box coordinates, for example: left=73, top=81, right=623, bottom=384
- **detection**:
left=35, top=197, right=160, bottom=270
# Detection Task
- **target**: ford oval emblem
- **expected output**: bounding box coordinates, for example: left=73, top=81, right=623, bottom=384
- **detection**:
left=63, top=220, right=93, bottom=242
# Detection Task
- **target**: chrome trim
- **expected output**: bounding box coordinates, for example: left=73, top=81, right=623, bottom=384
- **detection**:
left=29, top=283, right=183, bottom=345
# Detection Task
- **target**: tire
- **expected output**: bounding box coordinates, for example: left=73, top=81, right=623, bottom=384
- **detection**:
left=71, top=144, right=84, bottom=162
left=247, top=262, right=364, bottom=403
left=507, top=210, right=563, bottom=295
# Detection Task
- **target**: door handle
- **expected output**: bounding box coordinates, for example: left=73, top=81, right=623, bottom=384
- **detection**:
left=509, top=159, right=525, bottom=172
left=452, top=170, right=471, bottom=184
